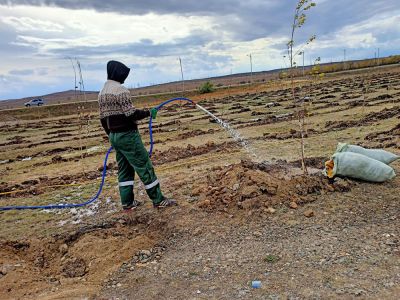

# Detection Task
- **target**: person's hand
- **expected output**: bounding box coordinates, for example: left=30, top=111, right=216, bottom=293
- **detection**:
left=150, top=108, right=158, bottom=119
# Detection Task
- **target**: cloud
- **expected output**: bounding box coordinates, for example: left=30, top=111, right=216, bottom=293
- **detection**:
left=3, top=1, right=398, bottom=40
left=306, top=10, right=400, bottom=61
left=8, top=68, right=34, bottom=75
left=1, top=0, right=254, bottom=16
left=2, top=16, right=63, bottom=32
left=35, top=29, right=218, bottom=59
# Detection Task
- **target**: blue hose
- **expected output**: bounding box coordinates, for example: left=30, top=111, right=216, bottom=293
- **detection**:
left=0, top=147, right=113, bottom=211
left=148, top=97, right=194, bottom=156
left=0, top=97, right=194, bottom=211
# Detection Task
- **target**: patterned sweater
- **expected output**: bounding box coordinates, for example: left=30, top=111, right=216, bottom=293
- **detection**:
left=98, top=80, right=149, bottom=134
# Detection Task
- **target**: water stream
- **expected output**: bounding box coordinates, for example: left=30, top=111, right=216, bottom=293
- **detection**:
left=196, top=104, right=259, bottom=161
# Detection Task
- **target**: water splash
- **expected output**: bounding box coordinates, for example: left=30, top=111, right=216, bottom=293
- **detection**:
left=196, top=104, right=259, bottom=161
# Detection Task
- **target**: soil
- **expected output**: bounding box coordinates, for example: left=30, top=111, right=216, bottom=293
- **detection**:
left=0, top=66, right=399, bottom=299
left=99, top=177, right=400, bottom=300
left=0, top=170, right=398, bottom=300
left=194, top=160, right=345, bottom=212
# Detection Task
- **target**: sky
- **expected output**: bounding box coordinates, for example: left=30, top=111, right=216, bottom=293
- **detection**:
left=0, top=0, right=399, bottom=100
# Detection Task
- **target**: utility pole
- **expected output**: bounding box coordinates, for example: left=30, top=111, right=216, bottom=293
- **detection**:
left=377, top=48, right=380, bottom=66
left=68, top=57, right=78, bottom=101
left=178, top=57, right=185, bottom=95
left=343, top=49, right=346, bottom=70
left=247, top=53, right=253, bottom=84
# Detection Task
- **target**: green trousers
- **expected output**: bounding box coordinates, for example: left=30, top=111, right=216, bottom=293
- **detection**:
left=109, top=130, right=164, bottom=206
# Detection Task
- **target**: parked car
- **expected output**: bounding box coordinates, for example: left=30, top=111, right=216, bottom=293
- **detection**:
left=24, top=98, right=44, bottom=107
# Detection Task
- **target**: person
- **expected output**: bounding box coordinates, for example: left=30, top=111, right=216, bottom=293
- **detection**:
left=98, top=60, right=176, bottom=210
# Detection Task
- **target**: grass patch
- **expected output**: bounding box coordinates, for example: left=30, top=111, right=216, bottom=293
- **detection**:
left=264, top=255, right=280, bottom=263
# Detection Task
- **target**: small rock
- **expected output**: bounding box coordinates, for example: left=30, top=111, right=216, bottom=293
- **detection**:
left=117, top=283, right=122, bottom=287
left=351, top=289, right=365, bottom=296
left=232, top=183, right=240, bottom=191
left=334, top=178, right=351, bottom=191
left=326, top=184, right=335, bottom=192
left=62, top=258, right=87, bottom=278
left=190, top=187, right=202, bottom=196
left=253, top=231, right=262, bottom=237
left=238, top=198, right=261, bottom=210
left=289, top=201, right=298, bottom=209
left=139, top=250, right=151, bottom=257
left=204, top=199, right=211, bottom=205
left=59, top=244, right=68, bottom=255
left=193, top=228, right=202, bottom=236
left=34, top=256, right=45, bottom=268
left=267, top=207, right=276, bottom=214
left=384, top=282, right=395, bottom=288
left=0, top=266, right=7, bottom=275
left=304, top=210, right=314, bottom=218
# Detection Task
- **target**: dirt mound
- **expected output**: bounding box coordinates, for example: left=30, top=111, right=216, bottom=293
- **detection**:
left=193, top=161, right=350, bottom=212
left=364, top=123, right=400, bottom=148
left=0, top=169, right=108, bottom=198
left=174, top=128, right=217, bottom=140
left=289, top=156, right=326, bottom=169
left=372, top=94, right=393, bottom=101
left=363, top=106, right=399, bottom=121
left=319, top=94, right=336, bottom=100
left=0, top=135, right=31, bottom=147
left=325, top=106, right=400, bottom=130
left=262, top=128, right=318, bottom=140
left=153, top=141, right=237, bottom=165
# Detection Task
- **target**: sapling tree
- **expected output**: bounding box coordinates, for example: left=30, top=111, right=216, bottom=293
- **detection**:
left=360, top=75, right=371, bottom=132
left=306, top=57, right=324, bottom=135
left=286, top=0, right=316, bottom=174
